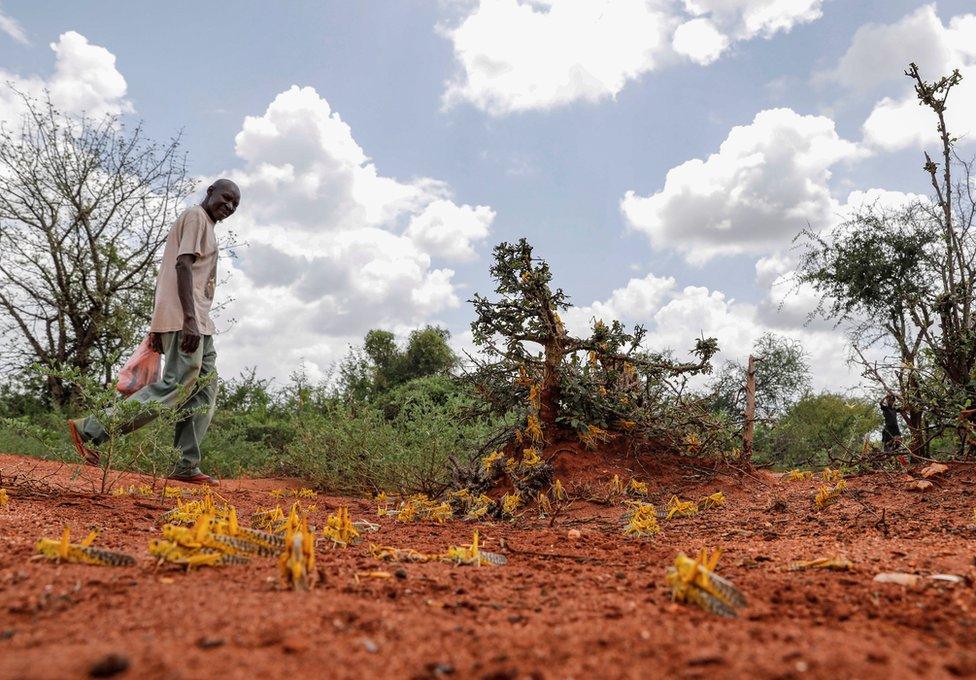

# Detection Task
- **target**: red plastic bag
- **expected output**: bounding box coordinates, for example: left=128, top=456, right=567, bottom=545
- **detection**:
left=116, top=336, right=161, bottom=396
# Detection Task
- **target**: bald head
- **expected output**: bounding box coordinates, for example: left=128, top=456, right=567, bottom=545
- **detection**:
left=202, top=178, right=241, bottom=223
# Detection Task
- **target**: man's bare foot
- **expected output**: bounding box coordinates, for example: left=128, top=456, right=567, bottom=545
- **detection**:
left=167, top=471, right=220, bottom=487
left=66, top=419, right=100, bottom=466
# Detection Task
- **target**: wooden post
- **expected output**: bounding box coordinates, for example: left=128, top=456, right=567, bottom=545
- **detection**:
left=742, top=355, right=757, bottom=461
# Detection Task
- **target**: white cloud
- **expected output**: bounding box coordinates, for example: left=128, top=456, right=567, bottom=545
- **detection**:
left=562, top=273, right=676, bottom=335
left=440, top=0, right=674, bottom=116
left=829, top=6, right=976, bottom=151
left=0, top=31, right=131, bottom=125
left=681, top=0, right=823, bottom=40
left=438, top=0, right=823, bottom=116
left=215, top=86, right=493, bottom=380
left=440, top=0, right=826, bottom=115
left=821, top=5, right=951, bottom=92
left=0, top=4, right=28, bottom=45
left=405, top=200, right=494, bottom=261
left=566, top=274, right=856, bottom=391
left=621, top=107, right=862, bottom=263
left=672, top=18, right=729, bottom=65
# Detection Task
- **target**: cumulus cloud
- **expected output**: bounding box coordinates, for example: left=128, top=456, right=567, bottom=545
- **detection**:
left=215, top=86, right=493, bottom=380
left=825, top=5, right=976, bottom=151
left=672, top=18, right=728, bottom=65
left=565, top=274, right=855, bottom=391
left=562, top=273, right=676, bottom=336
left=0, top=31, right=131, bottom=124
left=405, top=200, right=494, bottom=261
left=621, top=108, right=862, bottom=263
left=439, top=0, right=826, bottom=115
left=440, top=0, right=674, bottom=116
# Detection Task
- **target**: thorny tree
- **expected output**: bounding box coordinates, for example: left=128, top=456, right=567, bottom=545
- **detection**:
left=710, top=332, right=811, bottom=422
left=0, top=90, right=193, bottom=405
left=799, top=64, right=976, bottom=457
left=468, top=239, right=718, bottom=450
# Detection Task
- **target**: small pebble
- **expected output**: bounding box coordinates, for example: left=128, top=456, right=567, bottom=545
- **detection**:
left=363, top=638, right=379, bottom=653
left=196, top=636, right=225, bottom=650
left=89, top=653, right=130, bottom=678
left=567, top=529, right=581, bottom=540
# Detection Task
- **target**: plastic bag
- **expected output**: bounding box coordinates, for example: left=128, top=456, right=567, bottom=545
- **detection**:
left=116, top=336, right=161, bottom=396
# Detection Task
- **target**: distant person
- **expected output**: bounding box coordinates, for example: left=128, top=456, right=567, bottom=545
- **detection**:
left=67, top=179, right=241, bottom=486
left=880, top=393, right=902, bottom=453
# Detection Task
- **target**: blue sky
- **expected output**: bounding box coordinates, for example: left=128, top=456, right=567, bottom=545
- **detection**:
left=1, top=1, right=974, bottom=388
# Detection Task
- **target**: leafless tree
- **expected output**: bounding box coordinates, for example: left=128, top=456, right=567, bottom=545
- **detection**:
left=0, top=89, right=193, bottom=405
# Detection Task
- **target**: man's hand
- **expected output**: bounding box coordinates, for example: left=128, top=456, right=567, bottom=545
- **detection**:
left=180, top=320, right=201, bottom=353
left=175, top=252, right=201, bottom=354
left=149, top=332, right=163, bottom=354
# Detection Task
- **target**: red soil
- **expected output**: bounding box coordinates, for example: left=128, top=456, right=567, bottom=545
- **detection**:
left=1, top=450, right=975, bottom=679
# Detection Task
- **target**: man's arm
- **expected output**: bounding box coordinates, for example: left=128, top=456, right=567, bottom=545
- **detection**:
left=175, top=253, right=201, bottom=353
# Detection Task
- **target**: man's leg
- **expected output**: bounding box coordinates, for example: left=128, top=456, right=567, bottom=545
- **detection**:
left=72, top=331, right=204, bottom=446
left=171, top=335, right=218, bottom=478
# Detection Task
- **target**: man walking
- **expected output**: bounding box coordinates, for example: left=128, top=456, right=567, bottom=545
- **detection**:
left=68, top=179, right=241, bottom=486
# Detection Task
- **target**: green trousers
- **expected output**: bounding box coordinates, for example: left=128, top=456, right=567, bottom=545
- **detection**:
left=76, top=331, right=218, bottom=476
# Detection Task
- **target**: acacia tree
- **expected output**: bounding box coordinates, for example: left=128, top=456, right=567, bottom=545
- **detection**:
left=468, top=239, right=718, bottom=446
left=798, top=64, right=976, bottom=457
left=0, top=91, right=192, bottom=405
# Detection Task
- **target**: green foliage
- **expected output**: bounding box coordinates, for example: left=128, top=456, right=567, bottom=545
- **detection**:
left=340, top=326, right=457, bottom=401
left=281, top=381, right=495, bottom=495
left=467, top=239, right=721, bottom=455
left=754, top=393, right=880, bottom=469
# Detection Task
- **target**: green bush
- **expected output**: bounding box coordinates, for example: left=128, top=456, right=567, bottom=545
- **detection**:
left=280, top=380, right=496, bottom=495
left=754, top=393, right=880, bottom=469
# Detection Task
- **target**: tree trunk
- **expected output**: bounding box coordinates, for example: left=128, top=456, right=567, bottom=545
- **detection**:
left=538, top=339, right=563, bottom=441
left=742, top=355, right=757, bottom=461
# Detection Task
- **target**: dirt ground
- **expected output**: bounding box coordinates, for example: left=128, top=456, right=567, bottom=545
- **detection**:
left=1, top=449, right=975, bottom=680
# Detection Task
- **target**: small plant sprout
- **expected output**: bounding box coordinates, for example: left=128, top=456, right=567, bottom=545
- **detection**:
left=0, top=488, right=8, bottom=508
left=787, top=469, right=813, bottom=482
left=35, top=528, right=135, bottom=567
left=321, top=507, right=361, bottom=547
left=269, top=489, right=285, bottom=499
left=666, top=548, right=745, bottom=618
left=665, top=495, right=699, bottom=520
left=293, top=488, right=317, bottom=499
